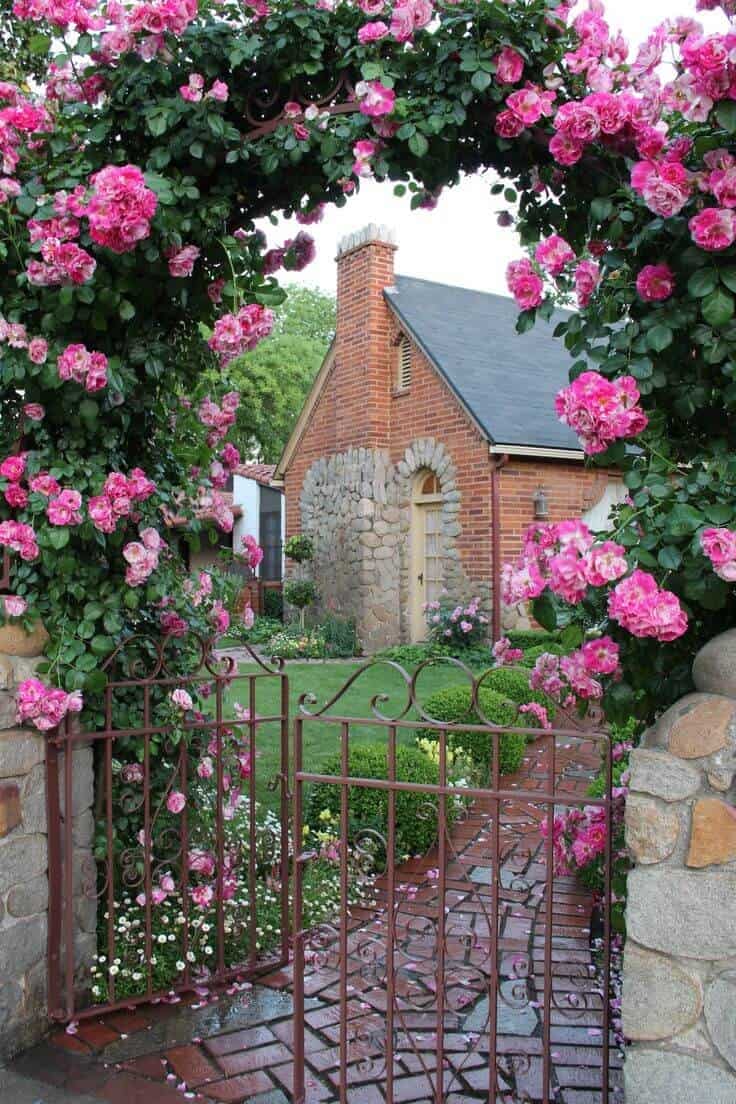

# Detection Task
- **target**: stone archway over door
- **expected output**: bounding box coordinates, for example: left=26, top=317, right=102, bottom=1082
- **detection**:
left=410, top=470, right=444, bottom=642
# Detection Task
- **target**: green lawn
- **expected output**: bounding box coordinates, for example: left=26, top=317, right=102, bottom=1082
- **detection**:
left=224, top=659, right=486, bottom=811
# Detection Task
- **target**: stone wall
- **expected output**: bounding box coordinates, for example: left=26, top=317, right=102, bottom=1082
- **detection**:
left=299, top=439, right=488, bottom=652
left=623, top=629, right=736, bottom=1102
left=0, top=628, right=95, bottom=1062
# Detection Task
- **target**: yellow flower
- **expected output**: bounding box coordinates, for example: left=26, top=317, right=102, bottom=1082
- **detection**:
left=319, top=808, right=334, bottom=822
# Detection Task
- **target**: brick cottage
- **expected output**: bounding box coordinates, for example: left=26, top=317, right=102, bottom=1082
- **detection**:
left=274, top=225, right=622, bottom=651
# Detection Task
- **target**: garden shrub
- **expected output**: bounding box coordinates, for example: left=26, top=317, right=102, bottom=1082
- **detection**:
left=307, top=743, right=452, bottom=860
left=506, top=630, right=558, bottom=651
left=425, top=597, right=489, bottom=648
left=479, top=667, right=551, bottom=708
left=375, top=642, right=490, bottom=668
left=263, top=588, right=284, bottom=621
left=267, top=627, right=325, bottom=659
left=417, top=686, right=527, bottom=779
left=322, top=613, right=359, bottom=658
left=520, top=643, right=565, bottom=668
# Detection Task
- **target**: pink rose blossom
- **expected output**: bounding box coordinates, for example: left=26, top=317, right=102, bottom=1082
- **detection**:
left=356, top=80, right=395, bottom=118
left=574, top=259, right=601, bottom=307
left=506, top=258, right=544, bottom=310
left=630, top=160, right=691, bottom=218
left=191, top=884, right=214, bottom=909
left=608, top=570, right=688, bottom=641
left=495, top=47, right=524, bottom=85
left=47, top=488, right=82, bottom=526
left=581, top=636, right=620, bottom=675
left=166, top=791, right=186, bottom=814
left=23, top=402, right=45, bottom=420
left=689, top=206, right=736, bottom=251
left=27, top=337, right=48, bottom=364
left=555, top=371, right=648, bottom=455
left=636, top=264, right=675, bottom=302
left=701, top=527, right=736, bottom=580
left=535, top=234, right=575, bottom=277
left=358, top=20, right=388, bottom=43
left=16, top=677, right=82, bottom=732
left=0, top=454, right=25, bottom=482
left=2, top=595, right=27, bottom=617
left=166, top=243, right=200, bottom=277
left=170, top=688, right=193, bottom=711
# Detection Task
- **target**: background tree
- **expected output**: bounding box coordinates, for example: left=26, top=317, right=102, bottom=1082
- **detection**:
left=203, top=285, right=335, bottom=463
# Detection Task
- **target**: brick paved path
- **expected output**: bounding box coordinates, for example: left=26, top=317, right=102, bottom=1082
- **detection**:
left=9, top=734, right=623, bottom=1103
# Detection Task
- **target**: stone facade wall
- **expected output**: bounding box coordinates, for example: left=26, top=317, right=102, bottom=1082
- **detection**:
left=623, top=629, right=736, bottom=1102
left=0, top=629, right=95, bottom=1061
left=300, top=438, right=487, bottom=652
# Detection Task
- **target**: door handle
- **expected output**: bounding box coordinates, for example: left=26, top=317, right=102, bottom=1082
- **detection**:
left=418, top=573, right=424, bottom=585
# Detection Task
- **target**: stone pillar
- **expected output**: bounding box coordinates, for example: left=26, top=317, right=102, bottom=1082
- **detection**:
left=0, top=626, right=95, bottom=1060
left=623, top=630, right=736, bottom=1102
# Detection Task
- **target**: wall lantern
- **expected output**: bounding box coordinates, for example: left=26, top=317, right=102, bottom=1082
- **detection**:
left=533, top=487, right=549, bottom=520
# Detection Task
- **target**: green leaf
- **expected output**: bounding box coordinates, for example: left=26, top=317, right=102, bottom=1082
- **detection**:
left=29, top=33, right=51, bottom=55
left=84, top=670, right=108, bottom=693
left=688, top=269, right=718, bottom=298
left=119, top=300, right=135, bottom=321
left=702, top=288, right=735, bottom=328
left=90, top=635, right=114, bottom=657
left=408, top=132, right=429, bottom=157
left=530, top=592, right=558, bottom=633
left=590, top=197, right=613, bottom=222
left=716, top=101, right=736, bottom=133
left=560, top=623, right=583, bottom=650
left=647, top=325, right=673, bottom=352
left=47, top=528, right=69, bottom=550
left=721, top=267, right=736, bottom=294
left=658, top=546, right=682, bottom=570
left=666, top=503, right=704, bottom=536
left=471, top=70, right=492, bottom=92
left=190, top=141, right=204, bottom=159
left=602, top=681, right=635, bottom=726
left=15, top=195, right=37, bottom=216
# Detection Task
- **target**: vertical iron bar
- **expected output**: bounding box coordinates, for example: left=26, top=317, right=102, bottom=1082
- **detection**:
left=339, top=721, right=349, bottom=1104
left=542, top=732, right=556, bottom=1104
left=279, top=673, right=290, bottom=964
left=601, top=737, right=613, bottom=1104
left=215, top=676, right=226, bottom=976
left=248, top=676, right=257, bottom=969
left=386, top=724, right=397, bottom=1104
left=143, top=689, right=152, bottom=997
left=180, top=722, right=190, bottom=987
left=63, top=720, right=74, bottom=1018
left=105, top=689, right=115, bottom=1008
left=487, top=731, right=501, bottom=1104
left=435, top=725, right=447, bottom=1104
left=293, top=716, right=305, bottom=1104
left=46, top=736, right=62, bottom=1018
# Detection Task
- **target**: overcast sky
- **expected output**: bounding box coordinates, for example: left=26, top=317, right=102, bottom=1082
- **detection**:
left=261, top=0, right=725, bottom=297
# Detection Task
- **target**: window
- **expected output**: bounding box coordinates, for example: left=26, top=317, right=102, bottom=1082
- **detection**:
left=397, top=335, right=412, bottom=390
left=259, top=485, right=283, bottom=581
left=421, top=473, right=440, bottom=496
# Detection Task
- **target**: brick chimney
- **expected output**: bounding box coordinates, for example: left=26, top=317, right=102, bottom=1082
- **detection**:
left=334, top=224, right=397, bottom=452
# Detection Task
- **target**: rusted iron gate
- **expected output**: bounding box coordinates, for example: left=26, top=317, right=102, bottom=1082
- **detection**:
left=292, top=660, right=617, bottom=1104
left=46, top=633, right=290, bottom=1022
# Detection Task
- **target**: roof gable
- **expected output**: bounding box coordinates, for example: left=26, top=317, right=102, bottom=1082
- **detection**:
left=385, top=275, right=581, bottom=452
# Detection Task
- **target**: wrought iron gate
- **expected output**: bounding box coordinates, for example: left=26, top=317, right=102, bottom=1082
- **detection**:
left=46, top=633, right=290, bottom=1022
left=292, top=660, right=619, bottom=1104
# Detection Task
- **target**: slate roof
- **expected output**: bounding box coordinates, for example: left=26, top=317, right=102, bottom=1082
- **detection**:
left=384, top=275, right=581, bottom=452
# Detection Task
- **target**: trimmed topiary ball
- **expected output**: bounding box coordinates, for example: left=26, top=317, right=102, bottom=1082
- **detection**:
left=307, top=743, right=453, bottom=860
left=479, top=666, right=551, bottom=708
left=417, top=686, right=527, bottom=779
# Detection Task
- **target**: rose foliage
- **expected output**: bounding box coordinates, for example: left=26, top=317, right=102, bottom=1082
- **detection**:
left=2, top=0, right=736, bottom=726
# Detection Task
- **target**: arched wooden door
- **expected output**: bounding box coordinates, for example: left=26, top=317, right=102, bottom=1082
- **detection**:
left=410, top=471, right=444, bottom=641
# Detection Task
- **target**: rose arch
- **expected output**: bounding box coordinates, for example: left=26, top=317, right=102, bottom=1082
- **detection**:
left=2, top=0, right=736, bottom=1092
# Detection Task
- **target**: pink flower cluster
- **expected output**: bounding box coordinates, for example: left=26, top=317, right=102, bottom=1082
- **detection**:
left=16, top=677, right=83, bottom=732
left=241, top=534, right=264, bottom=570
left=388, top=0, right=432, bottom=43
left=0, top=520, right=39, bottom=561
left=123, top=527, right=165, bottom=587
left=57, top=343, right=108, bottom=392
left=88, top=469, right=156, bottom=534
left=2, top=595, right=27, bottom=618
left=27, top=240, right=96, bottom=287
left=506, top=259, right=544, bottom=310
left=542, top=804, right=608, bottom=877
left=495, top=82, right=556, bottom=138
left=47, top=488, right=83, bottom=526
left=630, top=160, right=692, bottom=218
left=491, top=636, right=523, bottom=667
left=207, top=304, right=274, bottom=367
left=555, top=370, right=648, bottom=455
left=198, top=392, right=240, bottom=445
left=689, top=206, right=736, bottom=252
left=165, top=243, right=200, bottom=277
left=530, top=637, right=620, bottom=705
left=179, top=74, right=228, bottom=102
left=607, top=569, right=688, bottom=641
left=356, top=80, right=396, bottom=118
left=701, top=527, right=736, bottom=581
left=263, top=231, right=316, bottom=275
left=87, top=164, right=158, bottom=254
left=503, top=520, right=624, bottom=606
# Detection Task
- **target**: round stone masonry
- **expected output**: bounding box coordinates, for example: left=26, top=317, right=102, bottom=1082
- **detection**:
left=648, top=692, right=736, bottom=761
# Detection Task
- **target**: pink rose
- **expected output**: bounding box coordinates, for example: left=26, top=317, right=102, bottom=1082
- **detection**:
left=495, top=47, right=524, bottom=85
left=171, top=688, right=193, bottom=711
left=358, top=20, right=388, bottom=42
left=636, top=264, right=675, bottom=302
left=356, top=80, right=395, bottom=118
left=535, top=234, right=575, bottom=277
left=0, top=454, right=26, bottom=482
left=574, top=259, right=601, bottom=307
left=506, top=258, right=544, bottom=310
left=166, top=244, right=200, bottom=277
left=689, top=206, right=736, bottom=251
left=3, top=595, right=27, bottom=617
left=27, top=338, right=48, bottom=364
left=166, top=791, right=186, bottom=814
left=23, top=403, right=45, bottom=420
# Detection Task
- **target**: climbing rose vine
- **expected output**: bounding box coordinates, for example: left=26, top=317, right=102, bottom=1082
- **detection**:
left=1, top=0, right=736, bottom=724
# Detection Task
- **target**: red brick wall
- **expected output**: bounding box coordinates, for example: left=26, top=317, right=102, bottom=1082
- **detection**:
left=283, top=235, right=620, bottom=608
left=389, top=326, right=492, bottom=589
left=498, top=458, right=618, bottom=565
